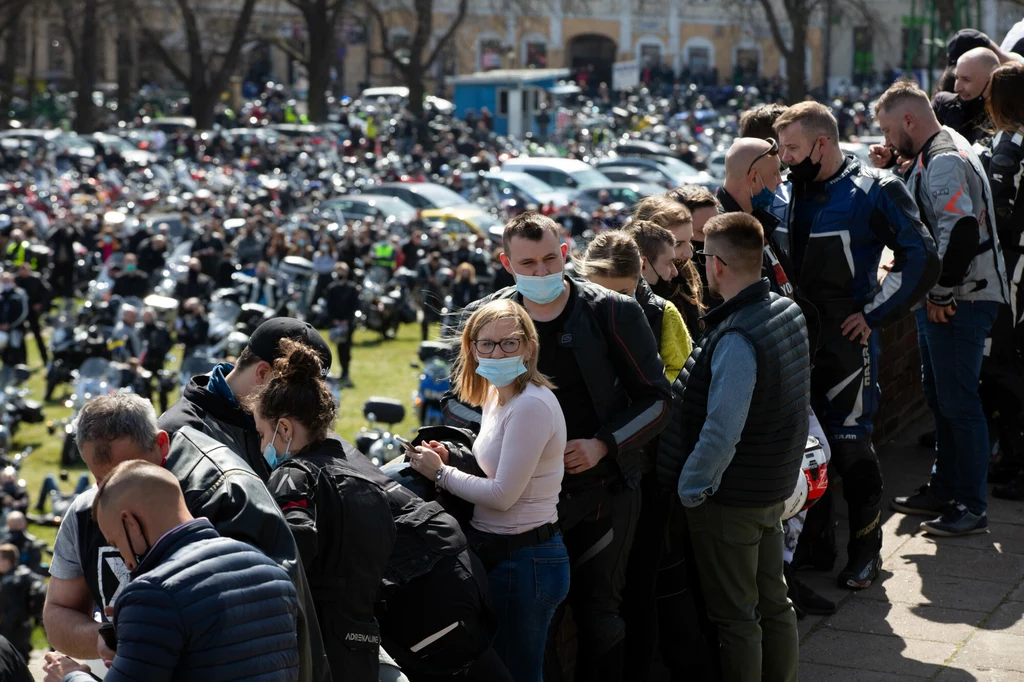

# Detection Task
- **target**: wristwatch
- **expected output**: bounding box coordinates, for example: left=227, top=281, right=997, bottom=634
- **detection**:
left=434, top=467, right=444, bottom=488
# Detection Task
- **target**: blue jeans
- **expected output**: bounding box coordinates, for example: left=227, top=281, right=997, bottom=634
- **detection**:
left=917, top=301, right=999, bottom=514
left=487, top=533, right=570, bottom=682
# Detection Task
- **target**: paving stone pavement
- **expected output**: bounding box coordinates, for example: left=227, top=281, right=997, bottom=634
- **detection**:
left=27, top=418, right=1024, bottom=681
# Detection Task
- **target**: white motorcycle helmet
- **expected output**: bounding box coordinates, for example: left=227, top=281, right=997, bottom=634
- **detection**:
left=782, top=436, right=830, bottom=521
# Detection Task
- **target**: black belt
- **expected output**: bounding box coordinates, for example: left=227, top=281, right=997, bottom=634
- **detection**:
left=471, top=522, right=559, bottom=555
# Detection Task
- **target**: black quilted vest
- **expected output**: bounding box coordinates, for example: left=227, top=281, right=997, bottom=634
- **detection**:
left=657, top=278, right=810, bottom=506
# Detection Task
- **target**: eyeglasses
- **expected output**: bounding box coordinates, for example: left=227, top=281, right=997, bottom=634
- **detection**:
left=473, top=337, right=522, bottom=356
left=694, top=250, right=728, bottom=267
left=747, top=138, right=779, bottom=175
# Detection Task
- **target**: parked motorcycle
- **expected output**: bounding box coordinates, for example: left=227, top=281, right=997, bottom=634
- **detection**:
left=355, top=397, right=406, bottom=467
left=53, top=358, right=134, bottom=466
left=412, top=341, right=450, bottom=426
left=355, top=268, right=405, bottom=340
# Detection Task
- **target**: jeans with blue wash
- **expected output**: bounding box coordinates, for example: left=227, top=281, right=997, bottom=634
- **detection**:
left=487, top=533, right=570, bottom=682
left=917, top=301, right=1000, bottom=515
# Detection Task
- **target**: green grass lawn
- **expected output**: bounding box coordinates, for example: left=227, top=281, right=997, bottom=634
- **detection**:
left=18, top=320, right=431, bottom=651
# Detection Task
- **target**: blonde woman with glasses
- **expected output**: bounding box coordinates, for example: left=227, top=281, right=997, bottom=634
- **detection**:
left=410, top=299, right=568, bottom=682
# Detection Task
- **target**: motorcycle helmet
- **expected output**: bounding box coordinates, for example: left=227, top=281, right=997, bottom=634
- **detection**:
left=782, top=435, right=830, bottom=521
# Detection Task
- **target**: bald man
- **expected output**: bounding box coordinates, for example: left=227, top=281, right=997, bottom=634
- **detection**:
left=1, top=511, right=46, bottom=575
left=716, top=137, right=795, bottom=298
left=876, top=80, right=1008, bottom=537
left=932, top=47, right=1000, bottom=145
left=42, top=460, right=300, bottom=682
left=955, top=47, right=1000, bottom=102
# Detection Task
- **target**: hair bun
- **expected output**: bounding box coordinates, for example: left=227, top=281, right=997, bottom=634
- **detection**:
left=274, top=337, right=324, bottom=384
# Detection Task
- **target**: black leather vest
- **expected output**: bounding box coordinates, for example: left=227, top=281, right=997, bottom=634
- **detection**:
left=664, top=279, right=810, bottom=507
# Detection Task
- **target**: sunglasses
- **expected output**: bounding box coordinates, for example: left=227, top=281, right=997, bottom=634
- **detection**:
left=694, top=250, right=728, bottom=267
left=747, top=138, right=779, bottom=175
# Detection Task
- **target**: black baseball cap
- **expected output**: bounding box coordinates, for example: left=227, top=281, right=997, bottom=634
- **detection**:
left=246, top=318, right=333, bottom=376
left=947, top=29, right=992, bottom=65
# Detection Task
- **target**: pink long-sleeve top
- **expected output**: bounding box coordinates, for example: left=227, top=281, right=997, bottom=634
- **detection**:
left=439, top=382, right=567, bottom=535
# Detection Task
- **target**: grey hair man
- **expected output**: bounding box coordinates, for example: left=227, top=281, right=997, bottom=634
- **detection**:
left=43, top=393, right=330, bottom=682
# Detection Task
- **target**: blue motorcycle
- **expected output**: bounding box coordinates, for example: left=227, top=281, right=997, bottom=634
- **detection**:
left=413, top=341, right=450, bottom=426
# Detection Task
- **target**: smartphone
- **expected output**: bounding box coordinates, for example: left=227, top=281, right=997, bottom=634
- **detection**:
left=393, top=435, right=417, bottom=455
left=98, top=622, right=117, bottom=652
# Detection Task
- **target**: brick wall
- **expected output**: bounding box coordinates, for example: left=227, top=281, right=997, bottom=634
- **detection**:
left=874, top=311, right=928, bottom=444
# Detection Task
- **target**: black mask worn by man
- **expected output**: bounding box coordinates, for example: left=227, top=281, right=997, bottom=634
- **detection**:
left=122, top=515, right=151, bottom=569
left=789, top=139, right=824, bottom=185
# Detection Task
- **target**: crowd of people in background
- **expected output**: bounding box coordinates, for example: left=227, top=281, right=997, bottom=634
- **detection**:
left=0, top=20, right=1014, bottom=682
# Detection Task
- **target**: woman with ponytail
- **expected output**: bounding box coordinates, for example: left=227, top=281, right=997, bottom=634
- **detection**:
left=245, top=338, right=397, bottom=682
left=410, top=299, right=569, bottom=682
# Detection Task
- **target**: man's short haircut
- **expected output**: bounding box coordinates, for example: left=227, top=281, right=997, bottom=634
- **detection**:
left=0, top=544, right=18, bottom=566
left=739, top=104, right=789, bottom=140
left=773, top=101, right=840, bottom=141
left=875, top=79, right=932, bottom=115
left=502, top=212, right=560, bottom=255
left=703, top=213, right=765, bottom=274
left=631, top=195, right=692, bottom=230
left=623, top=220, right=677, bottom=264
left=665, top=185, right=719, bottom=213
left=92, top=459, right=181, bottom=523
left=75, top=393, right=159, bottom=464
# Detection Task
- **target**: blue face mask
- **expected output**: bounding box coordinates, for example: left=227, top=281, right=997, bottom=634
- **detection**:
left=263, top=421, right=291, bottom=470
left=750, top=174, right=775, bottom=211
left=475, top=355, right=528, bottom=387
left=512, top=266, right=565, bottom=304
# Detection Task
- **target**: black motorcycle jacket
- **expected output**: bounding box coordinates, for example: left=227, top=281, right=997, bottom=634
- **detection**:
left=441, top=277, right=671, bottom=489
left=270, top=438, right=397, bottom=682
left=716, top=187, right=797, bottom=299
left=138, top=321, right=174, bottom=372
left=325, top=279, right=359, bottom=323
left=158, top=374, right=269, bottom=482
left=75, top=427, right=332, bottom=682
left=984, top=126, right=1024, bottom=251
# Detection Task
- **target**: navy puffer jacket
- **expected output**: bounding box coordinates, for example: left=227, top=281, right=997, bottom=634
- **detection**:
left=64, top=518, right=299, bottom=682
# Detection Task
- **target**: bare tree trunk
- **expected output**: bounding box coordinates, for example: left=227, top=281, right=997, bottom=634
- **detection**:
left=116, top=1, right=133, bottom=122
left=0, top=25, right=17, bottom=120
left=73, top=0, right=99, bottom=133
left=786, top=21, right=808, bottom=103
left=405, top=64, right=425, bottom=116
left=305, top=16, right=334, bottom=122
left=190, top=86, right=216, bottom=129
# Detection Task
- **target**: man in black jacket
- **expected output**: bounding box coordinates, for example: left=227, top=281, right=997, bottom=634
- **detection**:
left=110, top=253, right=151, bottom=299
left=14, top=263, right=49, bottom=364
left=0, top=543, right=44, bottom=662
left=159, top=317, right=333, bottom=484
left=671, top=213, right=807, bottom=682
left=174, top=258, right=213, bottom=309
left=47, top=223, right=83, bottom=300
left=442, top=212, right=671, bottom=682
left=0, top=635, right=31, bottom=682
left=138, top=308, right=175, bottom=411
left=134, top=232, right=168, bottom=282
left=0, top=272, right=29, bottom=386
left=42, top=394, right=330, bottom=682
left=326, top=262, right=358, bottom=386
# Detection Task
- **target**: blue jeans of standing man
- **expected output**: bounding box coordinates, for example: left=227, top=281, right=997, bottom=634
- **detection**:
left=487, top=533, right=570, bottom=682
left=916, top=301, right=1000, bottom=515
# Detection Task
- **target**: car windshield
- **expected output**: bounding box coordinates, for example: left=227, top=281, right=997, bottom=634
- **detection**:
left=655, top=156, right=702, bottom=176
left=471, top=212, right=504, bottom=231
left=411, top=184, right=471, bottom=206
left=574, top=169, right=611, bottom=189
left=505, top=174, right=555, bottom=196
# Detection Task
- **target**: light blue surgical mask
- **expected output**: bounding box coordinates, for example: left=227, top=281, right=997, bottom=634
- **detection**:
left=263, top=421, right=292, bottom=470
left=750, top=174, right=774, bottom=211
left=512, top=266, right=565, bottom=304
left=475, top=355, right=528, bottom=387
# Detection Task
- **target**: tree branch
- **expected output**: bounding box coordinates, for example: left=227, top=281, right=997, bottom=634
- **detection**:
left=128, top=0, right=190, bottom=84
left=266, top=35, right=308, bottom=63
left=174, top=0, right=206, bottom=78
left=211, top=0, right=258, bottom=86
left=424, top=0, right=468, bottom=70
left=757, top=0, right=793, bottom=59
left=361, top=0, right=409, bottom=75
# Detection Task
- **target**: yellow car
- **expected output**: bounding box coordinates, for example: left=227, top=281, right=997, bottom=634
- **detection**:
left=421, top=208, right=506, bottom=244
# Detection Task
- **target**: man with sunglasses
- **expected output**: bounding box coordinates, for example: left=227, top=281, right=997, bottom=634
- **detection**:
left=716, top=137, right=795, bottom=299
left=774, top=102, right=939, bottom=590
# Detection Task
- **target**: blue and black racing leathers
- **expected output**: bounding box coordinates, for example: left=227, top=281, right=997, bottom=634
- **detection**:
left=779, top=156, right=939, bottom=577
